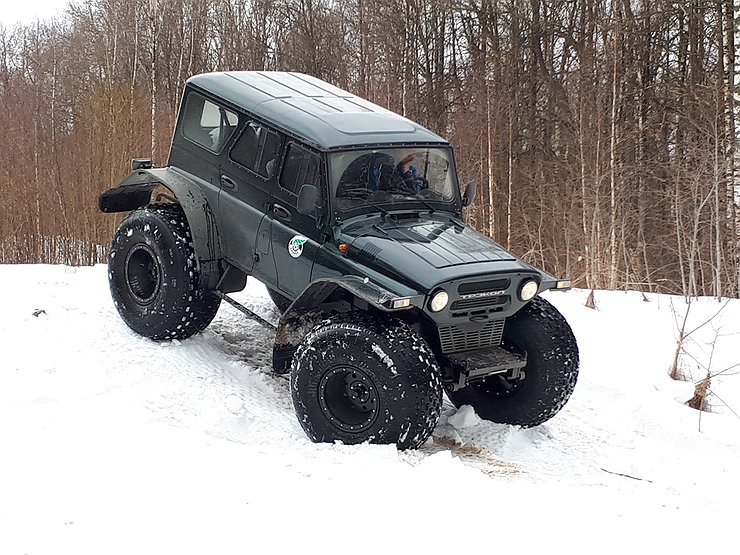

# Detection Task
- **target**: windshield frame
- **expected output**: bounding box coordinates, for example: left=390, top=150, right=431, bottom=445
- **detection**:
left=327, top=145, right=462, bottom=222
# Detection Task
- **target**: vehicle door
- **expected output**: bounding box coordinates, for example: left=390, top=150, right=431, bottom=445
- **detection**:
left=269, top=142, right=326, bottom=298
left=169, top=91, right=239, bottom=217
left=219, top=119, right=283, bottom=273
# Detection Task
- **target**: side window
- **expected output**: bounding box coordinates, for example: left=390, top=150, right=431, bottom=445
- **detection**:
left=230, top=122, right=282, bottom=178
left=279, top=143, right=321, bottom=196
left=181, top=92, right=238, bottom=153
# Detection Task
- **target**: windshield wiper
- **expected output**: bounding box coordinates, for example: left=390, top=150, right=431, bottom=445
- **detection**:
left=363, top=199, right=389, bottom=218
left=414, top=196, right=436, bottom=214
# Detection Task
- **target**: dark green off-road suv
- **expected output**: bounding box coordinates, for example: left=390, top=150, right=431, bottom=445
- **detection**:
left=99, top=71, right=578, bottom=449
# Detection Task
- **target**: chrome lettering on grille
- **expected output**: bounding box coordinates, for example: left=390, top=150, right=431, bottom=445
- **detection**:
left=459, top=290, right=506, bottom=300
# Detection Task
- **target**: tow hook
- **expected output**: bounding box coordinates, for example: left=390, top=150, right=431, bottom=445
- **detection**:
left=444, top=346, right=527, bottom=391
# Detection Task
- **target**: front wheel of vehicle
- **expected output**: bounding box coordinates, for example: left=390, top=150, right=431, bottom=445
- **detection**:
left=108, top=204, right=221, bottom=340
left=291, top=316, right=442, bottom=449
left=447, top=296, right=579, bottom=428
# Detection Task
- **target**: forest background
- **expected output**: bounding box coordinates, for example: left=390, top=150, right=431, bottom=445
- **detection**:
left=0, top=0, right=738, bottom=298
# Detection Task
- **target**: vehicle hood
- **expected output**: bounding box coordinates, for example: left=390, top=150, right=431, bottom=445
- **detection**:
left=337, top=213, right=538, bottom=292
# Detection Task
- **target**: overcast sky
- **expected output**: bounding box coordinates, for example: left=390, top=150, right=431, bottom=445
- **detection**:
left=1, top=0, right=70, bottom=26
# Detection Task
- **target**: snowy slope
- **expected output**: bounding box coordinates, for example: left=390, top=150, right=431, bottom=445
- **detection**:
left=1, top=264, right=739, bottom=554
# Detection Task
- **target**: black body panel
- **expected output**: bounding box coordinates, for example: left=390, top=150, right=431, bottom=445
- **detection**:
left=101, top=71, right=569, bottom=371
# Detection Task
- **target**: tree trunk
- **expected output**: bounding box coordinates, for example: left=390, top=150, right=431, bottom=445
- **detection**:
left=149, top=0, right=158, bottom=163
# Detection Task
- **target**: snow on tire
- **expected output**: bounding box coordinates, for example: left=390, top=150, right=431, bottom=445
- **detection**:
left=290, top=316, right=442, bottom=449
left=447, top=296, right=579, bottom=428
left=108, top=203, right=221, bottom=340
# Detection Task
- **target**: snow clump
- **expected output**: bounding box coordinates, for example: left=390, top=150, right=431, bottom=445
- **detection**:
left=447, top=405, right=482, bottom=429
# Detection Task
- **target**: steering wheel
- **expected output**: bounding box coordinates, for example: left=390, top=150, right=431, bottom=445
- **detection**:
left=408, top=175, right=429, bottom=191
left=396, top=173, right=428, bottom=196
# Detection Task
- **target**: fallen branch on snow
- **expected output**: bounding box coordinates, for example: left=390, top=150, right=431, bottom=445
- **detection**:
left=600, top=468, right=653, bottom=483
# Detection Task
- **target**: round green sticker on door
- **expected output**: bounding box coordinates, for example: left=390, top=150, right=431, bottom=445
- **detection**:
left=288, top=235, right=308, bottom=258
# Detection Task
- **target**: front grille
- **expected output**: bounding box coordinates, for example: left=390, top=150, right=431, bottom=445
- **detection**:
left=450, top=295, right=509, bottom=312
left=438, top=319, right=506, bottom=354
left=458, top=278, right=510, bottom=295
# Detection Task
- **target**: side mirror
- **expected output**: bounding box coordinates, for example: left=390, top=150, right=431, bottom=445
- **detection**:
left=131, top=158, right=152, bottom=171
left=297, top=184, right=319, bottom=215
left=462, top=181, right=477, bottom=207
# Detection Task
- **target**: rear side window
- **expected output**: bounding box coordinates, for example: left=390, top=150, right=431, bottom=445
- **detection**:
left=280, top=143, right=321, bottom=195
left=181, top=93, right=238, bottom=153
left=230, top=122, right=282, bottom=178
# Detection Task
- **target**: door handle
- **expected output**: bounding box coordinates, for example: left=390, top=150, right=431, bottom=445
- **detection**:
left=273, top=203, right=292, bottom=222
left=220, top=175, right=236, bottom=189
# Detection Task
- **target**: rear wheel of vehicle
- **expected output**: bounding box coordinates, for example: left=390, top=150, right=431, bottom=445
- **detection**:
left=291, top=316, right=442, bottom=449
left=108, top=204, right=221, bottom=340
left=447, top=296, right=579, bottom=428
left=267, top=287, right=292, bottom=313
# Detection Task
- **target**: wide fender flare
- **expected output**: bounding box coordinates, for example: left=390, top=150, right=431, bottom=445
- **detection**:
left=99, top=167, right=223, bottom=288
left=271, top=276, right=422, bottom=374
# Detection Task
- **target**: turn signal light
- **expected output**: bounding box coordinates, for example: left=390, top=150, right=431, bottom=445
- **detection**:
left=391, top=298, right=411, bottom=309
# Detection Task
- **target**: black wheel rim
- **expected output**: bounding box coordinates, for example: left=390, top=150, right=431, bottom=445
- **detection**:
left=318, top=366, right=379, bottom=433
left=124, top=244, right=161, bottom=305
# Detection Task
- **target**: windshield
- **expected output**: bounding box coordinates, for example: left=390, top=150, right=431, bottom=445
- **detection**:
left=330, top=147, right=458, bottom=214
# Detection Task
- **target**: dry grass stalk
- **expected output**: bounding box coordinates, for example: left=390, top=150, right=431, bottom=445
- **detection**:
left=686, top=374, right=711, bottom=412
left=585, top=289, right=597, bottom=309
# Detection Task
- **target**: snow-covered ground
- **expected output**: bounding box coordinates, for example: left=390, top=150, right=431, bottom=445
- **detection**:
left=1, top=264, right=739, bottom=554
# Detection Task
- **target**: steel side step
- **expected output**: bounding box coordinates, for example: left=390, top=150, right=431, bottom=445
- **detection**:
left=447, top=347, right=527, bottom=381
left=213, top=290, right=277, bottom=330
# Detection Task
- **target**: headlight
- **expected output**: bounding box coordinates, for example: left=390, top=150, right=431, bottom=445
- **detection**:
left=429, top=290, right=449, bottom=312
left=519, top=280, right=538, bottom=301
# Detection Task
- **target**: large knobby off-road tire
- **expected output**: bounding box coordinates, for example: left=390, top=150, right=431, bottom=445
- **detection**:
left=291, top=316, right=443, bottom=449
left=447, top=296, right=579, bottom=428
left=108, top=204, right=221, bottom=340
